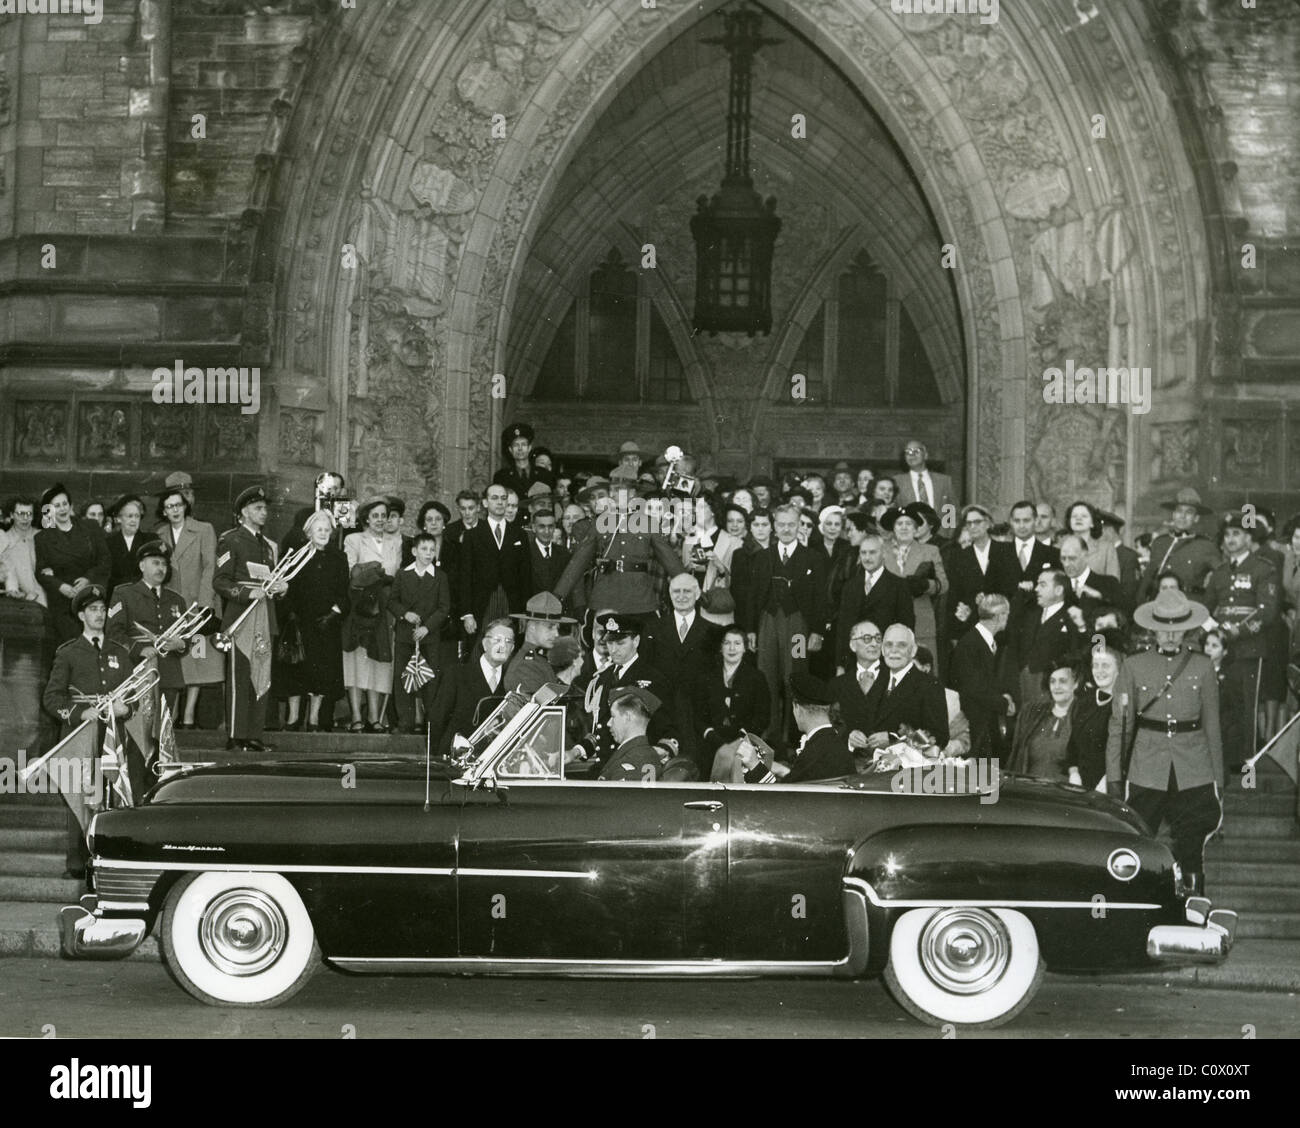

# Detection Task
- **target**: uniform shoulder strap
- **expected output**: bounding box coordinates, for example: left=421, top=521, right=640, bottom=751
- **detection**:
left=1136, top=650, right=1194, bottom=717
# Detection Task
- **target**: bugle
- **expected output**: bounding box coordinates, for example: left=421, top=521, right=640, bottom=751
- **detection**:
left=133, top=602, right=213, bottom=654
left=214, top=542, right=315, bottom=652
left=71, top=659, right=161, bottom=722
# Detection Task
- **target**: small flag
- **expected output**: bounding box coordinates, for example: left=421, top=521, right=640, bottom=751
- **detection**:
left=101, top=714, right=134, bottom=809
left=156, top=692, right=178, bottom=772
left=19, top=721, right=100, bottom=836
left=403, top=652, right=435, bottom=693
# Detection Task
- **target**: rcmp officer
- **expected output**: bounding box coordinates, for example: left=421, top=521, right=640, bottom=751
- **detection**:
left=493, top=422, right=555, bottom=499
left=213, top=485, right=284, bottom=752
left=1137, top=487, right=1221, bottom=601
left=106, top=540, right=189, bottom=702
left=42, top=585, right=141, bottom=879
left=598, top=686, right=664, bottom=781
left=504, top=592, right=577, bottom=698
left=551, top=486, right=685, bottom=616
left=1203, top=509, right=1281, bottom=770
left=583, top=613, right=676, bottom=768
left=1106, top=590, right=1223, bottom=896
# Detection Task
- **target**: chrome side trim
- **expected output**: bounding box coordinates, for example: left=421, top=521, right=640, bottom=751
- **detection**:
left=843, top=876, right=1160, bottom=911
left=92, top=858, right=595, bottom=880
left=327, top=956, right=844, bottom=977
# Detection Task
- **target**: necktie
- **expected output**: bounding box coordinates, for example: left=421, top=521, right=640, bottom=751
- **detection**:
left=858, top=667, right=875, bottom=695
left=1019, top=542, right=1030, bottom=570
left=541, top=545, right=549, bottom=559
left=917, top=473, right=930, bottom=507
left=865, top=571, right=875, bottom=595
left=493, top=522, right=503, bottom=549
left=988, top=638, right=997, bottom=656
left=678, top=615, right=688, bottom=642
left=885, top=674, right=896, bottom=696
left=488, top=667, right=500, bottom=692
left=93, top=636, right=101, bottom=650
left=780, top=547, right=789, bottom=565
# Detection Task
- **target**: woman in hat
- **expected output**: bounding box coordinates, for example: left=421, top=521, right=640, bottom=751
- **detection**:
left=341, top=496, right=403, bottom=732
left=105, top=494, right=147, bottom=595
left=1064, top=500, right=1120, bottom=579
left=1006, top=664, right=1084, bottom=784
left=155, top=486, right=223, bottom=728
left=1068, top=643, right=1123, bottom=791
left=34, top=483, right=111, bottom=642
left=880, top=503, right=948, bottom=660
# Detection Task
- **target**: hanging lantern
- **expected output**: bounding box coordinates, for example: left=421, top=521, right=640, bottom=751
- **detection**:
left=691, top=3, right=782, bottom=337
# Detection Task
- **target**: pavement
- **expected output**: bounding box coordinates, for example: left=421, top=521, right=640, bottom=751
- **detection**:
left=0, top=900, right=1296, bottom=992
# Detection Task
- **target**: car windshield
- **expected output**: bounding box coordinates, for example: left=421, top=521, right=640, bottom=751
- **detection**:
left=462, top=684, right=568, bottom=768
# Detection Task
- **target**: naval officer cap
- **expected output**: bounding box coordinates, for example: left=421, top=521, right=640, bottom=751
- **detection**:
left=72, top=584, right=108, bottom=614
left=503, top=421, right=535, bottom=446
left=596, top=612, right=642, bottom=639
left=789, top=671, right=834, bottom=708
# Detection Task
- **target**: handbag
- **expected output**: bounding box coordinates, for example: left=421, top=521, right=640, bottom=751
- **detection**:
left=276, top=614, right=305, bottom=665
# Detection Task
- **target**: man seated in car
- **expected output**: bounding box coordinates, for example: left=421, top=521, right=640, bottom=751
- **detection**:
left=737, top=672, right=852, bottom=784
left=598, top=685, right=664, bottom=781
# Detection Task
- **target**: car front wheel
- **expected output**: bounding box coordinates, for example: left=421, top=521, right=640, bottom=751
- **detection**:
left=160, top=871, right=320, bottom=1006
left=883, top=906, right=1044, bottom=1028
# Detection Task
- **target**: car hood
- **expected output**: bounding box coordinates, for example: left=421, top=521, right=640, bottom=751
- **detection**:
left=146, top=758, right=458, bottom=804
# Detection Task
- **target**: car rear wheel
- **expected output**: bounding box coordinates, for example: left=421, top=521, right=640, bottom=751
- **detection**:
left=160, top=871, right=320, bottom=1007
left=883, top=906, right=1044, bottom=1029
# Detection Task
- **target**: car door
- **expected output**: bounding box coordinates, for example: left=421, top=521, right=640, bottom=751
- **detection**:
left=454, top=710, right=729, bottom=960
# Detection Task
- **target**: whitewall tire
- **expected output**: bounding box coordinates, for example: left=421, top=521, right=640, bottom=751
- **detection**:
left=883, top=907, right=1044, bottom=1028
left=160, top=871, right=320, bottom=1007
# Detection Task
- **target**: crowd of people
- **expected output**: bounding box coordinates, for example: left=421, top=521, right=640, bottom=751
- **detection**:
left=3, top=426, right=1296, bottom=893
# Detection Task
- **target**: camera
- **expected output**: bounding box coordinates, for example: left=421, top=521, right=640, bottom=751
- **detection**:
left=314, top=471, right=357, bottom=529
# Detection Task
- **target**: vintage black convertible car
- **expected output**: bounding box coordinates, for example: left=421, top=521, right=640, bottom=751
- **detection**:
left=62, top=689, right=1237, bottom=1028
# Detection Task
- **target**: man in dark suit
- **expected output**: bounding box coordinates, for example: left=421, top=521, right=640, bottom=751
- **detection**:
left=456, top=483, right=531, bottom=644
left=643, top=572, right=719, bottom=762
left=1010, top=568, right=1087, bottom=707
left=584, top=613, right=677, bottom=769
left=835, top=534, right=913, bottom=668
left=738, top=672, right=853, bottom=783
left=212, top=485, right=284, bottom=753
left=859, top=625, right=950, bottom=750
left=427, top=617, right=516, bottom=755
left=830, top=617, right=884, bottom=760
left=945, top=504, right=1018, bottom=646
left=526, top=508, right=570, bottom=597
left=947, top=593, right=1014, bottom=759
left=892, top=439, right=957, bottom=517
left=1008, top=499, right=1060, bottom=609
left=1058, top=535, right=1125, bottom=631
left=733, top=503, right=827, bottom=754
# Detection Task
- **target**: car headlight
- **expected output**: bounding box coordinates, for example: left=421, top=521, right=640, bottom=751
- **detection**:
left=1107, top=847, right=1141, bottom=882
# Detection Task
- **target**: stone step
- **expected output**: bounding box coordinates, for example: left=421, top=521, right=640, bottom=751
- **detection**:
left=1208, top=838, right=1300, bottom=863
left=0, top=827, right=64, bottom=849
left=1227, top=761, right=1295, bottom=794
left=0, top=805, right=66, bottom=828
left=0, top=851, right=65, bottom=876
left=1223, top=793, right=1296, bottom=817
left=0, top=874, right=85, bottom=903
left=1210, top=884, right=1300, bottom=913
left=1206, top=859, right=1298, bottom=886
left=1235, top=913, right=1300, bottom=940
left=1218, top=816, right=1299, bottom=840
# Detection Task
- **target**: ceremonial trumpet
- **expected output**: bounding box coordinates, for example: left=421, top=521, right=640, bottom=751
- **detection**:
left=72, top=659, right=161, bottom=721
left=213, top=543, right=315, bottom=652
left=133, top=602, right=213, bottom=654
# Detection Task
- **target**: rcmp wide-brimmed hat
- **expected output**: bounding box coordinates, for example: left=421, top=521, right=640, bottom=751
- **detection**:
left=72, top=584, right=107, bottom=614
left=1160, top=487, right=1213, bottom=516
left=1132, top=589, right=1209, bottom=633
left=576, top=477, right=611, bottom=505
left=133, top=538, right=169, bottom=565
left=615, top=440, right=642, bottom=460
left=234, top=484, right=269, bottom=512
left=699, top=587, right=735, bottom=627
left=611, top=685, right=660, bottom=714
left=510, top=592, right=577, bottom=625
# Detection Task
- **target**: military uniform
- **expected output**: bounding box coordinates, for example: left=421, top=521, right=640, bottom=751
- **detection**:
left=213, top=520, right=280, bottom=743
left=585, top=655, right=675, bottom=767
left=598, top=733, right=660, bottom=781
left=1203, top=551, right=1279, bottom=768
left=42, top=631, right=144, bottom=872
left=504, top=644, right=557, bottom=699
left=552, top=526, right=685, bottom=616
left=1106, top=646, right=1223, bottom=890
left=106, top=579, right=188, bottom=690
left=1137, top=531, right=1220, bottom=600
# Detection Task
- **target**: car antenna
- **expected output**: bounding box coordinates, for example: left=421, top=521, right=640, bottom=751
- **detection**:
left=423, top=720, right=432, bottom=812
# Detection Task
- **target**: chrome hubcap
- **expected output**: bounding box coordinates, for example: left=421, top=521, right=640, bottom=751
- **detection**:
left=199, top=890, right=287, bottom=977
left=919, top=909, right=1010, bottom=995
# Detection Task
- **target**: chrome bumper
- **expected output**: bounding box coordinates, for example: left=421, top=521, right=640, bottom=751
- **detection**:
left=1146, top=896, right=1237, bottom=964
left=58, top=894, right=148, bottom=960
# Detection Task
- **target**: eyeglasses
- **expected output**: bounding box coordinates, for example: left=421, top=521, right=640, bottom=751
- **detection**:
left=850, top=632, right=882, bottom=643
left=903, top=447, right=924, bottom=455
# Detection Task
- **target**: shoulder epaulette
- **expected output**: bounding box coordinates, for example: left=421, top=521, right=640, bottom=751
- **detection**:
left=54, top=636, right=79, bottom=651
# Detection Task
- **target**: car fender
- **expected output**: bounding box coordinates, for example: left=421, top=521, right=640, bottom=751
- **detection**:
left=844, top=824, right=1181, bottom=971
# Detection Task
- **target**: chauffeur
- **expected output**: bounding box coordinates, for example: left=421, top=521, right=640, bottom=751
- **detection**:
left=213, top=485, right=284, bottom=753
left=598, top=686, right=664, bottom=781
left=42, top=585, right=139, bottom=879
left=1202, top=510, right=1281, bottom=771
left=1105, top=589, right=1223, bottom=896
